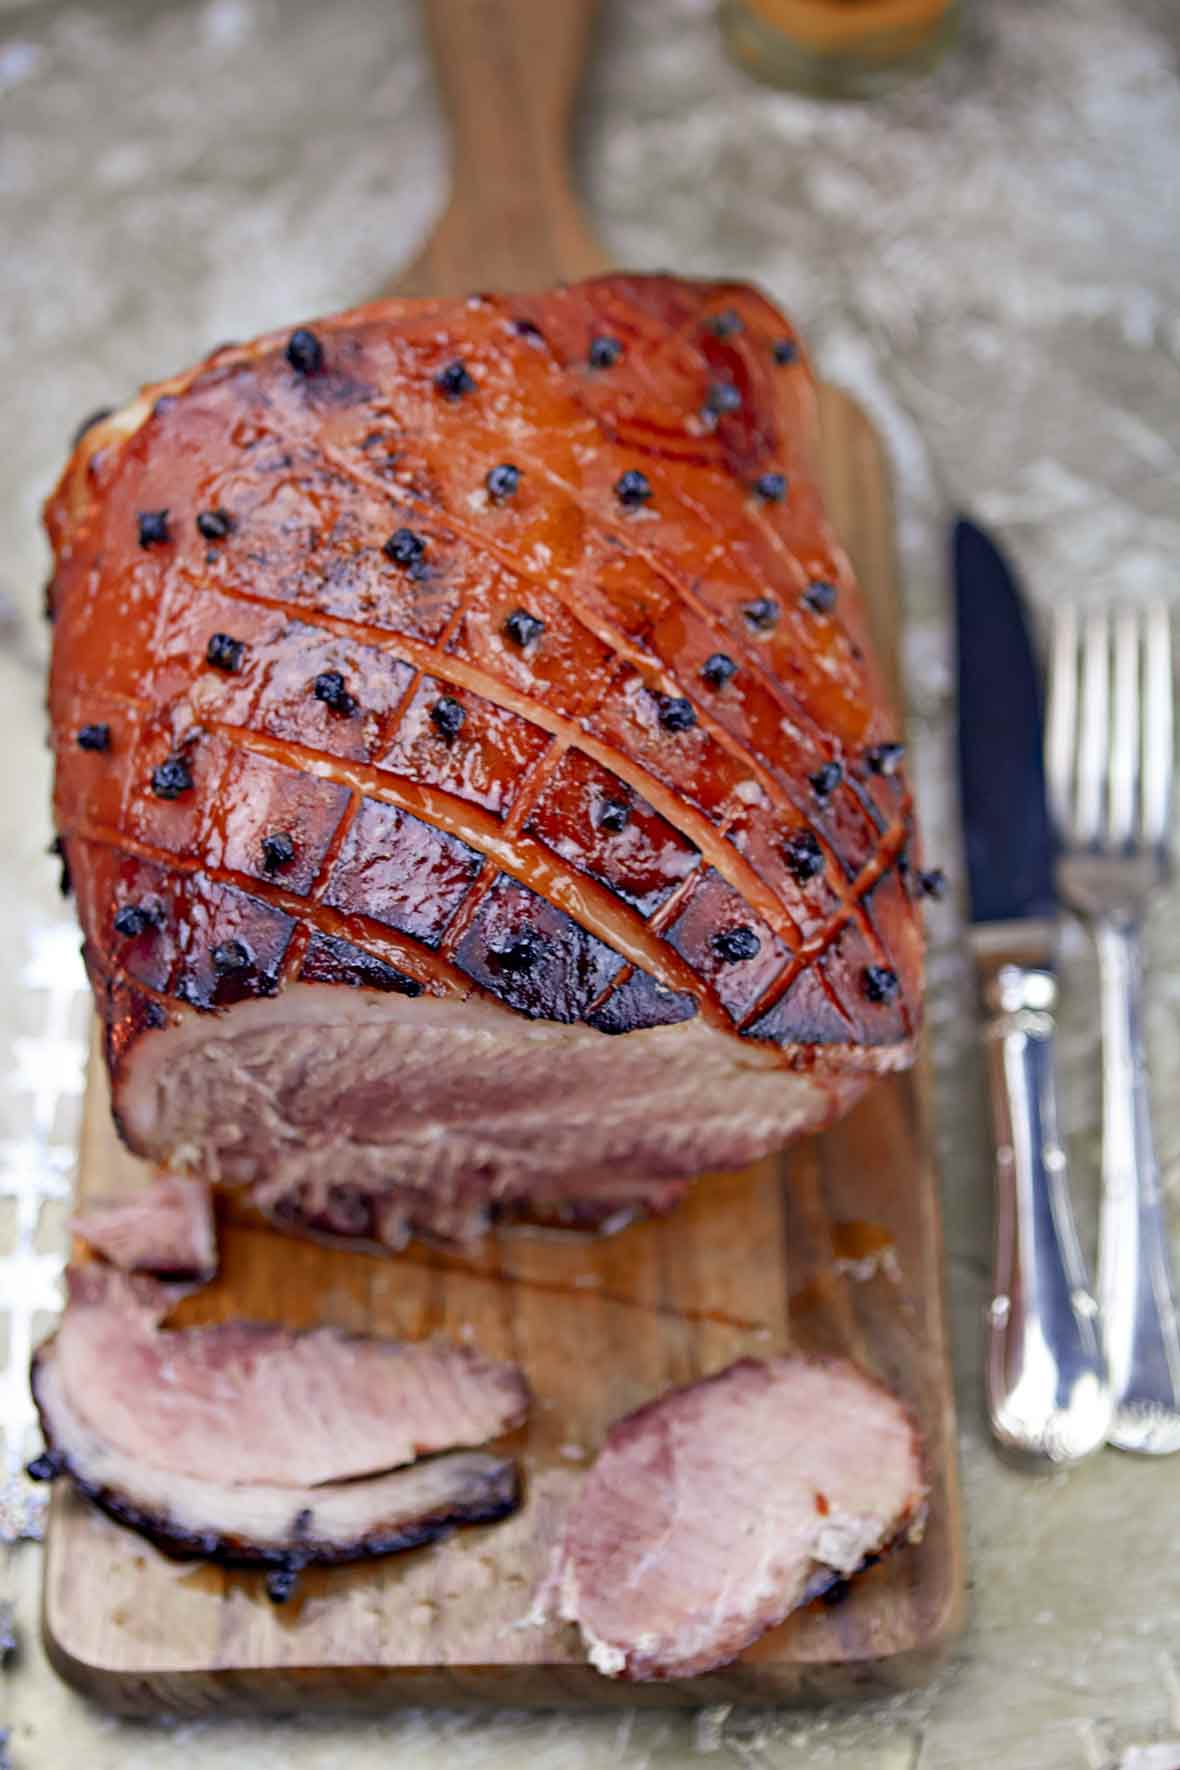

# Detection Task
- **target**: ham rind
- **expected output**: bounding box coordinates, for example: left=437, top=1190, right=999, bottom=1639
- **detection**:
left=558, top=1356, right=926, bottom=1681
left=51, top=1266, right=529, bottom=1487
left=31, top=1336, right=518, bottom=1579
left=46, top=274, right=925, bottom=1247
left=70, top=1172, right=216, bottom=1278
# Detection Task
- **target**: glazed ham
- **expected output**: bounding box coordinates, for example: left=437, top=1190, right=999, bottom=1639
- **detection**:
left=39, top=1266, right=528, bottom=1487
left=46, top=275, right=923, bottom=1245
left=558, top=1357, right=926, bottom=1680
left=70, top=1173, right=216, bottom=1278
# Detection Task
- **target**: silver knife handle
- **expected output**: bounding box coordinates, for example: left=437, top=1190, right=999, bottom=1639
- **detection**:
left=1095, top=917, right=1180, bottom=1452
left=981, top=962, right=1111, bottom=1463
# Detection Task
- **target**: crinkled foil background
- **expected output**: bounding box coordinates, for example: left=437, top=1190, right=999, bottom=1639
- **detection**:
left=3, top=1, right=1180, bottom=1764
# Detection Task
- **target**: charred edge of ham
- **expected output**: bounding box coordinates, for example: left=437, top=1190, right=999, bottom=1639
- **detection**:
left=799, top=1508, right=929, bottom=1610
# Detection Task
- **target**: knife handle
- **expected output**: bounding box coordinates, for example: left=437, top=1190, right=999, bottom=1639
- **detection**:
left=980, top=961, right=1112, bottom=1464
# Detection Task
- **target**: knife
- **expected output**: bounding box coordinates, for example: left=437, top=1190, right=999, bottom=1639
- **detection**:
left=954, top=516, right=1112, bottom=1464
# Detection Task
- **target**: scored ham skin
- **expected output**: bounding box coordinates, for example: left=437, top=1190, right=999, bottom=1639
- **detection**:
left=31, top=1335, right=519, bottom=1579
left=46, top=274, right=924, bottom=1246
left=70, top=1172, right=216, bottom=1278
left=49, top=1266, right=529, bottom=1487
left=557, top=1356, right=926, bottom=1681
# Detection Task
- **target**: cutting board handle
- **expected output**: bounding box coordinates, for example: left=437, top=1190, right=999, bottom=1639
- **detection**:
left=388, top=0, right=609, bottom=298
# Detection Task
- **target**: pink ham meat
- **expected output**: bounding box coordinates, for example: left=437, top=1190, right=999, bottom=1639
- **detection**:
left=31, top=1331, right=519, bottom=1584
left=70, top=1172, right=216, bottom=1278
left=41, top=1266, right=528, bottom=1486
left=30, top=1265, right=527, bottom=1589
left=558, top=1356, right=926, bottom=1680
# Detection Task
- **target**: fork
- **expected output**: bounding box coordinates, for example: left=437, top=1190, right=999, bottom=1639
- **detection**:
left=1047, top=603, right=1180, bottom=1453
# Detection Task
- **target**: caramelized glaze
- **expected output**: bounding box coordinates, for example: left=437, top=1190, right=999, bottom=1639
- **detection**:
left=46, top=275, right=922, bottom=1072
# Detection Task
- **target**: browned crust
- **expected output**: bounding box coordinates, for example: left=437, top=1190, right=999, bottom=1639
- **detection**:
left=47, top=274, right=924, bottom=1104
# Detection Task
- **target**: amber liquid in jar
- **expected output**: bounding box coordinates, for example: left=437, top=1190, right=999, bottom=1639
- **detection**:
left=721, top=0, right=960, bottom=97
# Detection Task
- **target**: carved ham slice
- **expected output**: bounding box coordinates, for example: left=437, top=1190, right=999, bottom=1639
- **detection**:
left=39, top=1267, right=528, bottom=1488
left=29, top=1266, right=527, bottom=1589
left=70, top=1172, right=216, bottom=1278
left=558, top=1356, right=926, bottom=1680
left=31, top=1335, right=518, bottom=1584
left=47, top=274, right=924, bottom=1246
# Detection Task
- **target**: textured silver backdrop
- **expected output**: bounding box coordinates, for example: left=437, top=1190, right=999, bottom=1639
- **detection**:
left=2, top=1, right=1180, bottom=1764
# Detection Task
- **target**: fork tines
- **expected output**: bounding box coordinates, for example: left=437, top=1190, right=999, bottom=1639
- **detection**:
left=1047, top=604, right=1173, bottom=858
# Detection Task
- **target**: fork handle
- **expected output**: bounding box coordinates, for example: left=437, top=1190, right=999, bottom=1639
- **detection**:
left=980, top=959, right=1111, bottom=1463
left=1095, top=917, right=1180, bottom=1452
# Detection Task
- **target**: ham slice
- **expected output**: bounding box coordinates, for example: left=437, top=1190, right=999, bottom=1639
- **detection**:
left=43, top=1266, right=528, bottom=1487
left=70, top=1172, right=216, bottom=1278
left=31, top=1336, right=517, bottom=1588
left=46, top=273, right=925, bottom=1248
left=558, top=1356, right=926, bottom=1680
left=29, top=1265, right=528, bottom=1591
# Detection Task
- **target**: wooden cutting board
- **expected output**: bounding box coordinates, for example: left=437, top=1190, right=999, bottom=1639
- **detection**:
left=42, top=386, right=964, bottom=1714
left=41, top=0, right=963, bottom=1713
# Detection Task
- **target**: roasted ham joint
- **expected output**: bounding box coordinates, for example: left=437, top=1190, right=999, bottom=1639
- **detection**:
left=36, top=275, right=931, bottom=1667
left=46, top=274, right=925, bottom=1250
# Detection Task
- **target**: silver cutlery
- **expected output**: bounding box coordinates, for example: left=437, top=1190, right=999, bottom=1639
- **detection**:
left=1047, top=603, right=1180, bottom=1454
left=954, top=517, right=1112, bottom=1464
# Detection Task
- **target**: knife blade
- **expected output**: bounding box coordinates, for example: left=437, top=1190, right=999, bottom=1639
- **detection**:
left=954, top=517, right=1057, bottom=926
left=953, top=515, right=1111, bottom=1464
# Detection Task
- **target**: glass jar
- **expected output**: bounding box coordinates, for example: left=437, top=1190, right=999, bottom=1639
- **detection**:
left=720, top=0, right=961, bottom=99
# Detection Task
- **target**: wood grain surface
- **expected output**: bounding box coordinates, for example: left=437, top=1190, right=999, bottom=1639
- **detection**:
left=40, top=0, right=962, bottom=1716
left=380, top=0, right=608, bottom=299
left=42, top=382, right=964, bottom=1714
